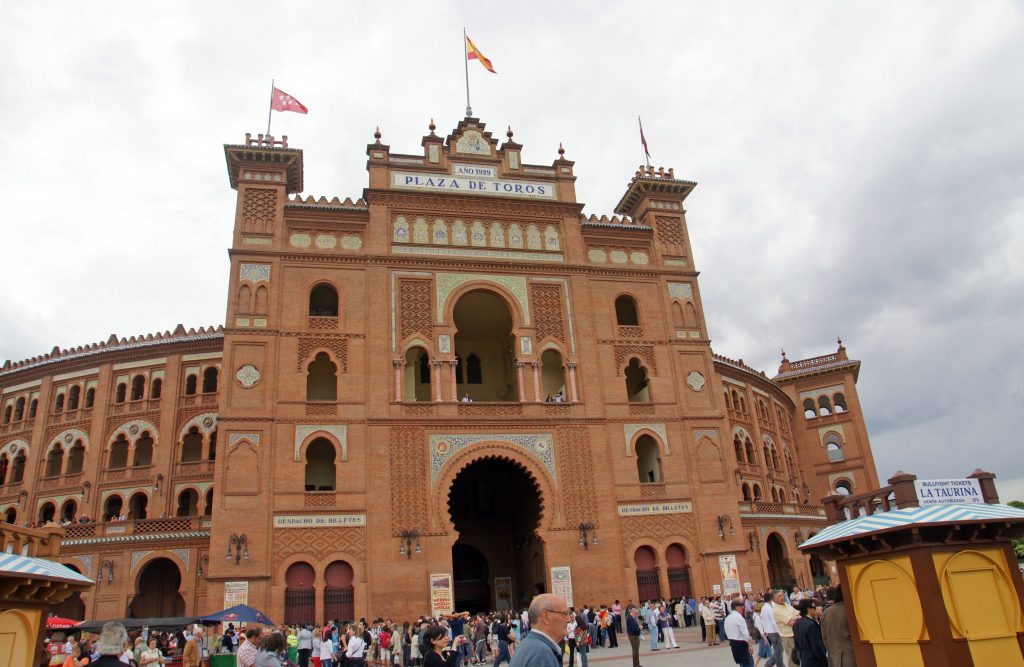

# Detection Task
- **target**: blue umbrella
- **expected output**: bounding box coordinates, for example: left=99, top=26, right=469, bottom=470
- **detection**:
left=201, top=604, right=275, bottom=626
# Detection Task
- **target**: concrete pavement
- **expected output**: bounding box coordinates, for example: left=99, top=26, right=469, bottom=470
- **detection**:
left=557, top=625, right=763, bottom=667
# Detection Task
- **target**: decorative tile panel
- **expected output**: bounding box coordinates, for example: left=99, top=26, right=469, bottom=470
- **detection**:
left=624, top=423, right=670, bottom=455
left=429, top=433, right=555, bottom=484
left=668, top=282, right=694, bottom=300
left=228, top=433, right=260, bottom=447
left=239, top=263, right=270, bottom=283
left=436, top=273, right=530, bottom=324
left=294, top=424, right=347, bottom=462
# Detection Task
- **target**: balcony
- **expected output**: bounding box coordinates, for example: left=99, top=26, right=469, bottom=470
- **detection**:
left=0, top=418, right=35, bottom=435
left=179, top=393, right=219, bottom=408
left=36, top=473, right=84, bottom=493
left=307, top=316, right=338, bottom=330
left=61, top=516, right=211, bottom=543
left=0, top=522, right=63, bottom=557
left=740, top=501, right=827, bottom=519
left=174, top=460, right=215, bottom=479
left=617, top=325, right=645, bottom=339
left=100, top=465, right=155, bottom=486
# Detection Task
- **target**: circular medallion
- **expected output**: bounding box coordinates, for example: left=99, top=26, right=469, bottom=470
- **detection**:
left=686, top=371, right=706, bottom=392
left=202, top=417, right=215, bottom=428
left=533, top=439, right=549, bottom=453
left=129, top=425, right=139, bottom=435
left=435, top=440, right=451, bottom=455
left=64, top=433, right=74, bottom=443
left=236, top=364, right=261, bottom=388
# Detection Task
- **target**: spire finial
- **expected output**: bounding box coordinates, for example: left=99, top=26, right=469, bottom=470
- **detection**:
left=506, top=125, right=514, bottom=140
left=557, top=142, right=565, bottom=157
left=837, top=336, right=843, bottom=348
left=781, top=348, right=788, bottom=360
left=373, top=126, right=382, bottom=141
left=429, top=118, right=436, bottom=135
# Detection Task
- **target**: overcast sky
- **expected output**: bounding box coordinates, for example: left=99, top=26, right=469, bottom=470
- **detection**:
left=1, top=2, right=1021, bottom=498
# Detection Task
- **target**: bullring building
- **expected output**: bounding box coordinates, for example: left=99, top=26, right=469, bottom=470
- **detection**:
left=0, top=117, right=879, bottom=623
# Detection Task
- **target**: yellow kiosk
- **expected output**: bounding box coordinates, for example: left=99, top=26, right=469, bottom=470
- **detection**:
left=800, top=469, right=1024, bottom=667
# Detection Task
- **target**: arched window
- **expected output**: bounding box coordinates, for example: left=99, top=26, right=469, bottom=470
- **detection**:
left=83, top=389, right=94, bottom=409
left=825, top=433, right=845, bottom=462
left=466, top=353, right=482, bottom=384
left=763, top=446, right=772, bottom=469
left=202, top=367, right=219, bottom=393
left=455, top=354, right=465, bottom=384
left=625, top=358, right=650, bottom=402
left=237, top=284, right=252, bottom=312
left=420, top=352, right=433, bottom=384
left=28, top=398, right=37, bottom=418
left=204, top=488, right=213, bottom=516
left=403, top=347, right=431, bottom=402
left=771, top=446, right=780, bottom=470
left=108, top=435, right=129, bottom=469
left=181, top=427, right=202, bottom=462
left=184, top=375, right=197, bottom=396
left=39, top=502, right=56, bottom=524
left=13, top=397, right=25, bottom=421
left=672, top=302, right=684, bottom=329
left=208, top=430, right=217, bottom=461
left=129, top=492, right=148, bottom=520
left=723, top=390, right=731, bottom=410
left=175, top=489, right=199, bottom=517
left=66, top=441, right=85, bottom=475
left=104, top=495, right=123, bottom=521
left=55, top=500, right=77, bottom=526
left=833, top=393, right=848, bottom=413
left=780, top=488, right=788, bottom=502
left=834, top=479, right=853, bottom=496
left=1, top=406, right=10, bottom=424
left=305, top=438, right=337, bottom=491
left=45, top=446, right=64, bottom=477
left=731, top=390, right=740, bottom=411
left=803, top=398, right=816, bottom=419
left=10, top=453, right=26, bottom=483
left=0, top=455, right=8, bottom=485
left=254, top=285, right=269, bottom=313
left=818, top=395, right=832, bottom=416
left=614, top=295, right=639, bottom=326
left=67, top=386, right=80, bottom=411
left=733, top=435, right=744, bottom=463
left=540, top=349, right=566, bottom=400
left=771, top=487, right=779, bottom=503
left=739, top=396, right=747, bottom=414
left=309, top=283, right=339, bottom=317
left=744, top=438, right=755, bottom=464
left=3, top=508, right=15, bottom=524
left=130, top=375, right=145, bottom=401
left=133, top=432, right=154, bottom=467
left=684, top=302, right=699, bottom=329
left=150, top=378, right=162, bottom=400
left=635, top=434, right=662, bottom=483
left=115, top=383, right=127, bottom=403
left=306, top=352, right=337, bottom=401
left=54, top=393, right=65, bottom=413
left=742, top=483, right=752, bottom=501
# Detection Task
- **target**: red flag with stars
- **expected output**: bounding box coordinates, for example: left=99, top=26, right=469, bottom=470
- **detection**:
left=271, top=87, right=308, bottom=114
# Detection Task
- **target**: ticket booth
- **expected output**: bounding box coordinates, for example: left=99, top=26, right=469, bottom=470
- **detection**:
left=799, top=470, right=1024, bottom=667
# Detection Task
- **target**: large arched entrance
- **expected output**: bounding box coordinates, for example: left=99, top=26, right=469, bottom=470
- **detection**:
left=766, top=533, right=796, bottom=589
left=453, top=290, right=518, bottom=402
left=448, top=457, right=544, bottom=611
left=665, top=543, right=692, bottom=599
left=129, top=558, right=185, bottom=618
left=634, top=546, right=661, bottom=601
left=51, top=564, right=86, bottom=620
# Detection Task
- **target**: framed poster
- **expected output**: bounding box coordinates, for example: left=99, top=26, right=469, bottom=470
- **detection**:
left=550, top=566, right=573, bottom=607
left=430, top=574, right=454, bottom=617
left=495, top=577, right=513, bottom=611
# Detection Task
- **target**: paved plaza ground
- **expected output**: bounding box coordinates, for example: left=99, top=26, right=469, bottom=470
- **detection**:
left=547, top=626, right=754, bottom=667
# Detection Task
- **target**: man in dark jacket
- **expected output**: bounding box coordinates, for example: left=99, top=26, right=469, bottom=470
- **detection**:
left=626, top=607, right=643, bottom=667
left=793, top=599, right=828, bottom=667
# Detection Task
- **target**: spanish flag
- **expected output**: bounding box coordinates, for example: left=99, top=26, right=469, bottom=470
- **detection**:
left=466, top=34, right=496, bottom=74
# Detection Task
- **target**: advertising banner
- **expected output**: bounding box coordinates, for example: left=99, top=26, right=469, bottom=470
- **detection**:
left=495, top=577, right=513, bottom=611
left=430, top=574, right=454, bottom=617
left=719, top=555, right=740, bottom=596
left=550, top=566, right=573, bottom=607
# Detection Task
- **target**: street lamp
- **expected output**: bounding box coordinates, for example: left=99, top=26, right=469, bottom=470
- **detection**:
left=717, top=514, right=734, bottom=540
left=577, top=523, right=597, bottom=549
left=226, top=533, right=248, bottom=564
left=399, top=530, right=421, bottom=558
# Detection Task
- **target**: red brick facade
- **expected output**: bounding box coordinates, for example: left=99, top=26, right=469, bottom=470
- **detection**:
left=0, top=118, right=879, bottom=623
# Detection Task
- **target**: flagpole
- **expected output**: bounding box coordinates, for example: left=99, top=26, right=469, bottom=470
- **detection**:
left=638, top=116, right=650, bottom=168
left=463, top=28, right=472, bottom=117
left=266, top=78, right=275, bottom=137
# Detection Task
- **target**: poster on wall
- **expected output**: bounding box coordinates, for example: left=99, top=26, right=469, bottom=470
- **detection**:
left=743, top=582, right=753, bottom=593
left=550, top=566, right=573, bottom=607
left=224, top=581, right=249, bottom=608
left=430, top=574, right=454, bottom=617
left=712, top=584, right=722, bottom=595
left=495, top=577, right=513, bottom=612
left=719, top=555, right=740, bottom=596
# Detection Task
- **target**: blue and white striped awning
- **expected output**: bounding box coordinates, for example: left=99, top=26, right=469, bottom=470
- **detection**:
left=799, top=503, right=1024, bottom=550
left=0, top=552, right=95, bottom=584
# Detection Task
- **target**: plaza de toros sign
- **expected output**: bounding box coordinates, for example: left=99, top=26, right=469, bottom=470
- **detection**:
left=391, top=163, right=557, bottom=200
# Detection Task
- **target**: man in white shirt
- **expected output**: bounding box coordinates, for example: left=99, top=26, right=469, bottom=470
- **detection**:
left=723, top=601, right=754, bottom=667
left=760, top=592, right=784, bottom=667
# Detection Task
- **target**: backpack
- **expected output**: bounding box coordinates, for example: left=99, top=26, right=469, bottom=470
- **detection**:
left=380, top=630, right=391, bottom=649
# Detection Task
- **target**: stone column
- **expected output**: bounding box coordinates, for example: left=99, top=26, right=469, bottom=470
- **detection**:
left=393, top=360, right=404, bottom=402
left=433, top=361, right=444, bottom=402
left=531, top=362, right=543, bottom=402
left=449, top=361, right=458, bottom=402
left=515, top=362, right=526, bottom=402
left=566, top=362, right=579, bottom=402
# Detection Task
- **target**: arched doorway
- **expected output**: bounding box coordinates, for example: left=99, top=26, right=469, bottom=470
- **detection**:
left=665, top=543, right=692, bottom=599
left=452, top=291, right=518, bottom=401
left=130, top=558, right=185, bottom=617
left=766, top=533, right=796, bottom=589
left=284, top=562, right=316, bottom=625
left=448, top=457, right=544, bottom=612
left=51, top=564, right=86, bottom=620
left=634, top=546, right=661, bottom=601
left=323, top=560, right=355, bottom=622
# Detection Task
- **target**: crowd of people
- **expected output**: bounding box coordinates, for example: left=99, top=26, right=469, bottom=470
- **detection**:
left=54, top=585, right=854, bottom=667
